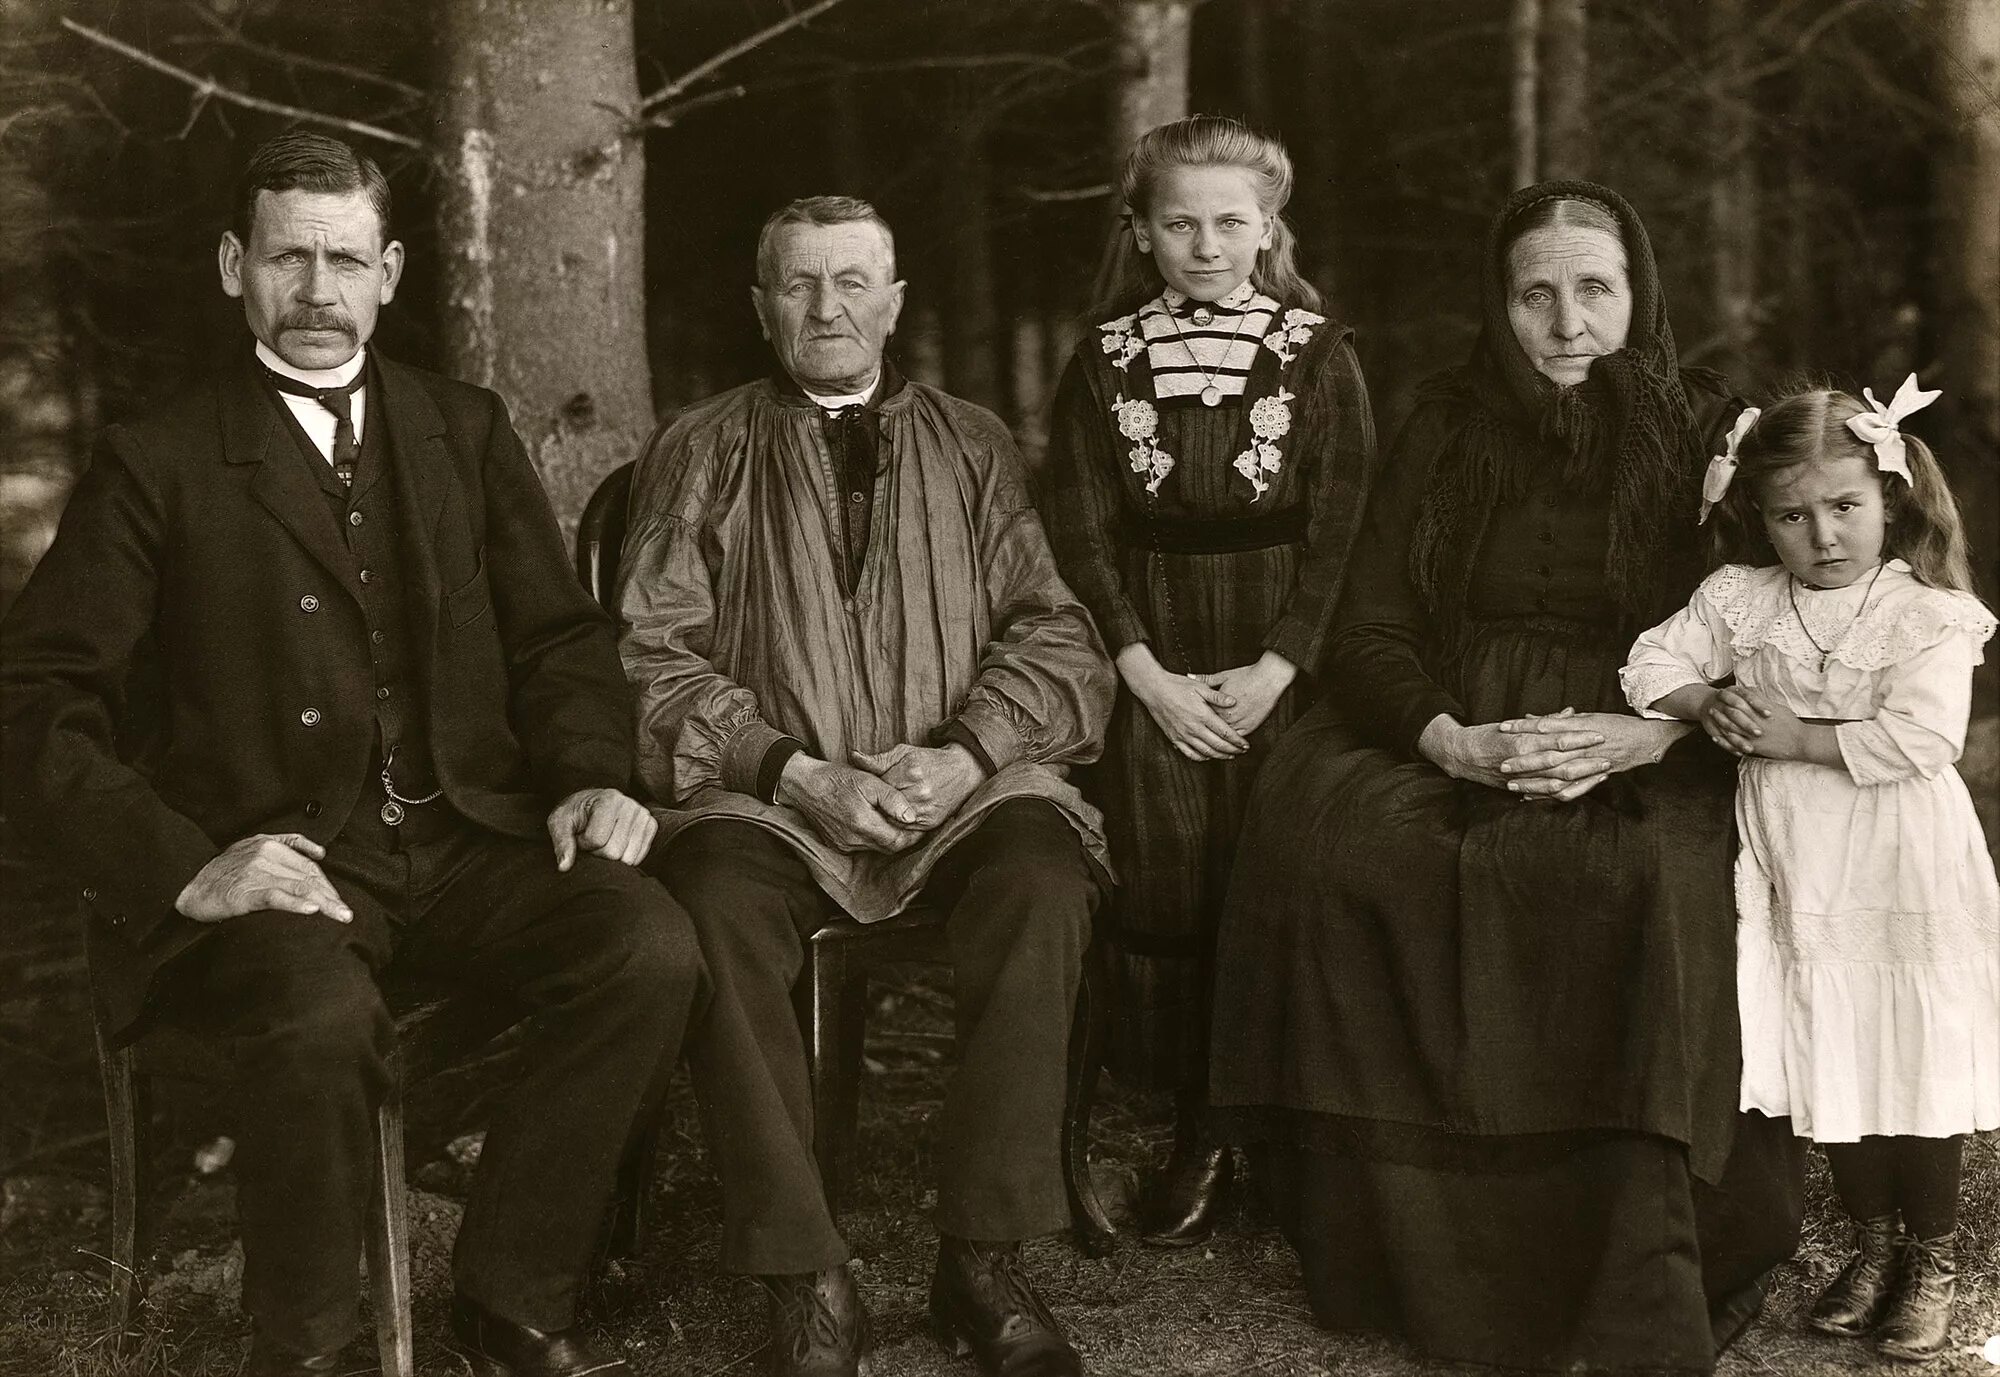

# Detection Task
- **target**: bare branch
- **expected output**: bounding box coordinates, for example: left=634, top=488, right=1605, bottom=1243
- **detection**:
left=1015, top=182, right=1112, bottom=203
left=174, top=2, right=427, bottom=100
left=637, top=0, right=850, bottom=114
left=633, top=84, right=751, bottom=133
left=59, top=18, right=425, bottom=152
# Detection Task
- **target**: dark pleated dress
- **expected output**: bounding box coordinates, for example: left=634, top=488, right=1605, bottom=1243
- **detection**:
left=1208, top=397, right=1808, bottom=1373
left=1040, top=297, right=1377, bottom=1090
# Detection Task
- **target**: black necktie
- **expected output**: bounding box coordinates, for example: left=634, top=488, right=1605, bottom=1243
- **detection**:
left=264, top=368, right=364, bottom=487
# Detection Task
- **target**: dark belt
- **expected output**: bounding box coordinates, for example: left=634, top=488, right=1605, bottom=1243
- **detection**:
left=1123, top=505, right=1308, bottom=555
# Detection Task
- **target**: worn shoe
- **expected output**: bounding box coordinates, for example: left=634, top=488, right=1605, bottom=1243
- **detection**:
left=758, top=1265, right=871, bottom=1377
left=1138, top=1140, right=1233, bottom=1248
left=1876, top=1235, right=1958, bottom=1363
left=447, top=1294, right=630, bottom=1376
left=928, top=1237, right=1082, bottom=1376
left=1808, top=1213, right=1906, bottom=1337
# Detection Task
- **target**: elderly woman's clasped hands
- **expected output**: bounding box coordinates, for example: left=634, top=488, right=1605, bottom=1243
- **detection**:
left=1420, top=707, right=1692, bottom=802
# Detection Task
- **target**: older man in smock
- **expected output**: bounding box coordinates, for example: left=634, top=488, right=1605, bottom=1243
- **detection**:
left=619, top=195, right=1112, bottom=1377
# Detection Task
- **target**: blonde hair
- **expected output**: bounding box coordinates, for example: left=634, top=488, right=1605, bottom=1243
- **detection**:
left=1707, top=386, right=1976, bottom=593
left=1092, top=115, right=1319, bottom=317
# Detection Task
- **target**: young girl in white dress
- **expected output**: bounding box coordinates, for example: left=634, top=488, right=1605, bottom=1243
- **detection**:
left=1620, top=377, right=1997, bottom=1364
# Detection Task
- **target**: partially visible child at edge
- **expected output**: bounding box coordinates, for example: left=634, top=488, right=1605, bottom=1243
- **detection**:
left=1620, top=377, right=1998, bottom=1364
left=1035, top=115, right=1377, bottom=1245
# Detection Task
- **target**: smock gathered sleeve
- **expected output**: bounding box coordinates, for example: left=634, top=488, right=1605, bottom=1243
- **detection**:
left=947, top=414, right=1116, bottom=773
left=617, top=419, right=790, bottom=804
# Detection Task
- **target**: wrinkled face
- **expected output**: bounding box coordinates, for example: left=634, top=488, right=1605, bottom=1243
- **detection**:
left=1132, top=164, right=1274, bottom=302
left=219, top=189, right=402, bottom=370
left=752, top=220, right=906, bottom=395
left=1504, top=224, right=1632, bottom=386
left=1755, top=453, right=1888, bottom=589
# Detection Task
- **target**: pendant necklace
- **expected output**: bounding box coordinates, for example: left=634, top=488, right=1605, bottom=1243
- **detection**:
left=1789, top=560, right=1885, bottom=673
left=378, top=745, right=443, bottom=826
left=1166, top=303, right=1250, bottom=407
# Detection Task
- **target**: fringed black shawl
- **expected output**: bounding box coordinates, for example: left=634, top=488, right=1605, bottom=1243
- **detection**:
left=1408, top=180, right=1720, bottom=635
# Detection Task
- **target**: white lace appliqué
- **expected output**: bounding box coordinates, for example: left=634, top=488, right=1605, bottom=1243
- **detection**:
left=1700, top=563, right=1997, bottom=672
left=1097, top=300, right=1321, bottom=502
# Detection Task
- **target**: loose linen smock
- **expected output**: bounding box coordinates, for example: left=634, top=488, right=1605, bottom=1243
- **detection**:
left=616, top=376, right=1115, bottom=920
left=1624, top=560, right=2000, bottom=1142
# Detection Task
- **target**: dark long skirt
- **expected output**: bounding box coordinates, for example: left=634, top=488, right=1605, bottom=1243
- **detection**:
left=1210, top=617, right=1804, bottom=1370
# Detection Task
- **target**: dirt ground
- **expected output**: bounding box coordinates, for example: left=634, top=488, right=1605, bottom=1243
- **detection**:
left=1, top=936, right=1996, bottom=1377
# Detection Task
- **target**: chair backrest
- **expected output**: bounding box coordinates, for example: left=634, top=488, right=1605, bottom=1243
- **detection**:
left=574, top=460, right=636, bottom=614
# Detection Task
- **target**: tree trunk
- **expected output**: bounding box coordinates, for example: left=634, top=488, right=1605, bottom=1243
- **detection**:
left=941, top=82, right=1001, bottom=411
left=1707, top=0, right=1759, bottom=378
left=1510, top=0, right=1540, bottom=188
left=1937, top=0, right=2000, bottom=607
left=1110, top=0, right=1192, bottom=163
left=434, top=0, right=653, bottom=531
left=1540, top=0, right=1590, bottom=180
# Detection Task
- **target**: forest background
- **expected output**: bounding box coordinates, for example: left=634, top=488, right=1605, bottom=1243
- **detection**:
left=0, top=1, right=1997, bottom=1374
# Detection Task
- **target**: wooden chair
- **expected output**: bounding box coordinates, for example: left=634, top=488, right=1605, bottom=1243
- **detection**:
left=577, top=460, right=1117, bottom=1248
left=95, top=972, right=659, bottom=1377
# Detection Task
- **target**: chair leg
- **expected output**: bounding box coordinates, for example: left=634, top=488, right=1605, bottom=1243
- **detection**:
left=95, top=1027, right=143, bottom=1341
left=366, top=1081, right=415, bottom=1377
left=808, top=940, right=869, bottom=1219
left=604, top=1120, right=659, bottom=1262
left=1063, top=948, right=1117, bottom=1253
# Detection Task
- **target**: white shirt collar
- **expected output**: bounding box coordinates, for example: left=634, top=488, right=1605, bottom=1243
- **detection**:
left=800, top=370, right=880, bottom=413
left=1161, top=280, right=1259, bottom=315
left=257, top=340, right=367, bottom=389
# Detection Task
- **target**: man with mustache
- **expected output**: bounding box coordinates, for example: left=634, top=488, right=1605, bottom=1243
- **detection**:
left=618, top=196, right=1115, bottom=1377
left=0, top=131, right=704, bottom=1376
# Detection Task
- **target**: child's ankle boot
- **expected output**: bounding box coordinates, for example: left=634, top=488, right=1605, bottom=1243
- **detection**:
left=1875, top=1234, right=1957, bottom=1362
left=1808, top=1213, right=1906, bottom=1336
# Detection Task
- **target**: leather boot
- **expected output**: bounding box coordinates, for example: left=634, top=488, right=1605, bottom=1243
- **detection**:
left=928, top=1236, right=1082, bottom=1376
left=1138, top=1097, right=1233, bottom=1248
left=758, top=1266, right=870, bottom=1377
left=1875, top=1235, right=1958, bottom=1363
left=1808, top=1213, right=1906, bottom=1336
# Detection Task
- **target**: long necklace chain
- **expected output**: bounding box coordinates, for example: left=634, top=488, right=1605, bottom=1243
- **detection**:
left=1789, top=560, right=1885, bottom=672
left=1165, top=304, right=1251, bottom=407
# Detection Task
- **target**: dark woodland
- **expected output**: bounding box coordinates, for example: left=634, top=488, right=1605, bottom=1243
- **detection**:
left=0, top=1, right=1995, bottom=1374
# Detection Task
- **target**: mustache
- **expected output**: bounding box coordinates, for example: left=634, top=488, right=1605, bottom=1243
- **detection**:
left=280, top=311, right=355, bottom=335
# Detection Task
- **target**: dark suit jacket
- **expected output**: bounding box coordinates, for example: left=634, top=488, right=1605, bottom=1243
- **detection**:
left=0, top=349, right=635, bottom=1037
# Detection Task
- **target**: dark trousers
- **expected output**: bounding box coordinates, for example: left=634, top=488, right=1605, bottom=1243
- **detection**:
left=656, top=799, right=1098, bottom=1274
left=155, top=822, right=705, bottom=1354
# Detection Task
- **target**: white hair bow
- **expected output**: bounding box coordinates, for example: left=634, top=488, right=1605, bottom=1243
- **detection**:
left=1846, top=373, right=1941, bottom=486
left=1698, top=406, right=1760, bottom=525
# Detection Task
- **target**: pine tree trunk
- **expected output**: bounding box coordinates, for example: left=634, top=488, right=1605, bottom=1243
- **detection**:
left=1540, top=0, right=1590, bottom=180
left=434, top=0, right=654, bottom=532
left=1110, top=0, right=1192, bottom=162
left=1937, top=0, right=1999, bottom=604
left=1708, top=0, right=1758, bottom=378
left=1510, top=0, right=1541, bottom=188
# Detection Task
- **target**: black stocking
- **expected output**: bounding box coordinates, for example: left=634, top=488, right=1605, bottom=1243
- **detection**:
left=1822, top=1138, right=1897, bottom=1222
left=1894, top=1135, right=1964, bottom=1240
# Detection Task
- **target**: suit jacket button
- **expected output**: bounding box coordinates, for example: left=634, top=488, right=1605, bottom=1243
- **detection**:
left=299, top=594, right=320, bottom=613
left=82, top=886, right=98, bottom=902
left=300, top=707, right=322, bottom=727
left=304, top=800, right=322, bottom=818
left=348, top=510, right=364, bottom=527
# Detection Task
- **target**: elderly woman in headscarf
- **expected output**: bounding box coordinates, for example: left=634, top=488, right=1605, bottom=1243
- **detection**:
left=1208, top=181, right=1808, bottom=1373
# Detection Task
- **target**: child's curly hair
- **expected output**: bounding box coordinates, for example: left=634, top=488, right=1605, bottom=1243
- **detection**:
left=1706, top=385, right=1975, bottom=593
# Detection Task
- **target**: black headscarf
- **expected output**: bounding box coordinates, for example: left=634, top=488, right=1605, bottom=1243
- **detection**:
left=1408, top=179, right=1719, bottom=625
